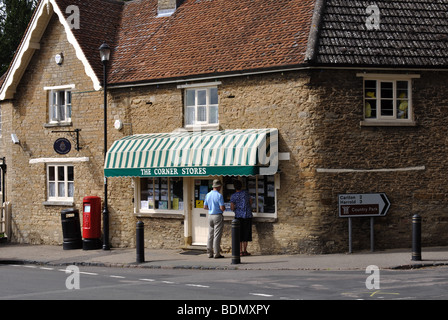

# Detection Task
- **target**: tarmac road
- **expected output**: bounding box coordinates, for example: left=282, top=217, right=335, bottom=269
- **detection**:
left=2, top=263, right=448, bottom=301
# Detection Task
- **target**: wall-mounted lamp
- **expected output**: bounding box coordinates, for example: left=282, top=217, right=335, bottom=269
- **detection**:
left=55, top=53, right=64, bottom=65
left=114, top=119, right=123, bottom=130
left=114, top=119, right=133, bottom=135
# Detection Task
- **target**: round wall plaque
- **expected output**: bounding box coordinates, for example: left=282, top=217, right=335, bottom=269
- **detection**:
left=54, top=138, right=71, bottom=155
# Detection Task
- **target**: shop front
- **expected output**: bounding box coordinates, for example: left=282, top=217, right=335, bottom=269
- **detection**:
left=105, top=128, right=279, bottom=247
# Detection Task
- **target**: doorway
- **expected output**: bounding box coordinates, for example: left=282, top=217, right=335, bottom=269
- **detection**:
left=191, top=178, right=215, bottom=245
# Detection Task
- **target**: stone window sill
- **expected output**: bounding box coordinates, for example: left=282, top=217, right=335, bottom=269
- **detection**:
left=43, top=201, right=74, bottom=207
left=360, top=120, right=417, bottom=127
left=44, top=122, right=73, bottom=128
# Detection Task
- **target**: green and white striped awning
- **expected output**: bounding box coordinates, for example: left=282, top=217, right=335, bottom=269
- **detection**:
left=104, top=128, right=278, bottom=177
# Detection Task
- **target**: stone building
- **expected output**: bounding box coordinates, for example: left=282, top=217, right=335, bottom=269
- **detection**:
left=1, top=0, right=448, bottom=254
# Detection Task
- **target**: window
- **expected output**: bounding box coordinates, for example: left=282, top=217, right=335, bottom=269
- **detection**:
left=49, top=89, right=72, bottom=123
left=138, top=177, right=183, bottom=212
left=184, top=87, right=219, bottom=127
left=359, top=74, right=419, bottom=125
left=47, top=164, right=74, bottom=201
left=223, top=175, right=277, bottom=216
left=44, top=85, right=75, bottom=125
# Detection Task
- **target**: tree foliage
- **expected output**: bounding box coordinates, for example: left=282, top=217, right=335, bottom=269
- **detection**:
left=0, top=0, right=38, bottom=75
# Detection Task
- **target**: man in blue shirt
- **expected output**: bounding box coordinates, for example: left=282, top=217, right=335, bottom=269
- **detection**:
left=204, top=179, right=225, bottom=258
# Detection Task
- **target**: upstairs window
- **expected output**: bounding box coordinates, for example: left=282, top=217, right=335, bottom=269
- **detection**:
left=359, top=74, right=419, bottom=126
left=184, top=87, right=219, bottom=127
left=49, top=89, right=72, bottom=123
left=44, top=85, right=75, bottom=125
left=364, top=80, right=411, bottom=120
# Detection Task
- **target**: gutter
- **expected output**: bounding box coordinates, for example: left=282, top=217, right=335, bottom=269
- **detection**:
left=108, top=65, right=313, bottom=90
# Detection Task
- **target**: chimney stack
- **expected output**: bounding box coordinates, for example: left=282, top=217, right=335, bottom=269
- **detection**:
left=158, top=0, right=183, bottom=17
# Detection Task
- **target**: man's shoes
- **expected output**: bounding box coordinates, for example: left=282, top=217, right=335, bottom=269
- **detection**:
left=214, top=255, right=225, bottom=259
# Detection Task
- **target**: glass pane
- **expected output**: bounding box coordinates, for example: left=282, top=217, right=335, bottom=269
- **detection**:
left=198, top=106, right=206, bottom=122
left=247, top=177, right=257, bottom=212
left=209, top=105, right=218, bottom=124
left=380, top=99, right=394, bottom=116
left=209, top=88, right=218, bottom=105
left=264, top=175, right=276, bottom=213
left=68, top=166, right=74, bottom=181
left=50, top=92, right=57, bottom=121
left=58, top=166, right=65, bottom=181
left=68, top=182, right=74, bottom=197
left=48, top=166, right=55, bottom=181
left=365, top=100, right=376, bottom=118
left=59, top=91, right=65, bottom=105
left=364, top=80, right=377, bottom=98
left=58, top=182, right=65, bottom=198
left=380, top=82, right=393, bottom=99
left=186, top=90, right=195, bottom=107
left=397, top=81, right=409, bottom=119
left=170, top=178, right=183, bottom=210
left=66, top=91, right=72, bottom=119
left=198, top=90, right=206, bottom=106
left=141, top=178, right=155, bottom=209
left=49, top=182, right=55, bottom=197
left=67, top=104, right=72, bottom=119
left=186, top=107, right=195, bottom=125
left=58, top=105, right=65, bottom=121
left=58, top=91, right=65, bottom=120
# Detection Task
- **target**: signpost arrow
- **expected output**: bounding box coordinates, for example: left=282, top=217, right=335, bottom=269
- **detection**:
left=338, top=193, right=390, bottom=218
left=338, top=193, right=391, bottom=253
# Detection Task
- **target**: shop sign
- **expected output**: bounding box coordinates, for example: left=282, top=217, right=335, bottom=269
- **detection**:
left=140, top=167, right=208, bottom=177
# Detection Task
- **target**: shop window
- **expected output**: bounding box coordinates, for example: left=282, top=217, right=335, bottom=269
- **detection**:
left=223, top=175, right=276, bottom=216
left=47, top=164, right=74, bottom=201
left=138, top=177, right=183, bottom=212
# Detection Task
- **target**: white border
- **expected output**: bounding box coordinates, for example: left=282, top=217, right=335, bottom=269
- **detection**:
left=0, top=0, right=100, bottom=100
left=29, top=157, right=89, bottom=164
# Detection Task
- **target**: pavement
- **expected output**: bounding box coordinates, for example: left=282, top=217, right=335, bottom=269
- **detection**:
left=1, top=243, right=448, bottom=270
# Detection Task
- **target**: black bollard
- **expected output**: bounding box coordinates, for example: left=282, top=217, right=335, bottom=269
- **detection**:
left=231, top=219, right=241, bottom=265
left=136, top=220, right=145, bottom=263
left=412, top=214, right=421, bottom=261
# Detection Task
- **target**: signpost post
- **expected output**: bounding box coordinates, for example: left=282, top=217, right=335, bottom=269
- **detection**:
left=338, top=193, right=390, bottom=253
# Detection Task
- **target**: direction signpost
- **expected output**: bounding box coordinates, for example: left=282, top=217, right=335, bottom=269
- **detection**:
left=338, top=193, right=390, bottom=253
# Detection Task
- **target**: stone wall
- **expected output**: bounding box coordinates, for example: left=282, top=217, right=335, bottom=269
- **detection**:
left=1, top=15, right=107, bottom=245
left=305, top=69, right=448, bottom=252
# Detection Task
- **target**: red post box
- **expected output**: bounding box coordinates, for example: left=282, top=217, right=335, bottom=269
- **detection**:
left=82, top=196, right=102, bottom=250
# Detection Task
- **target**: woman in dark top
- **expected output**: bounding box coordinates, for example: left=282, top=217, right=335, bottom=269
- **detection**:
left=230, top=180, right=253, bottom=256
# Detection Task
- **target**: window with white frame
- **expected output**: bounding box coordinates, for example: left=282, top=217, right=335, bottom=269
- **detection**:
left=47, top=164, right=74, bottom=201
left=44, top=85, right=74, bottom=124
left=138, top=177, right=184, bottom=212
left=360, top=74, right=419, bottom=124
left=184, top=87, right=219, bottom=127
left=49, top=89, right=72, bottom=123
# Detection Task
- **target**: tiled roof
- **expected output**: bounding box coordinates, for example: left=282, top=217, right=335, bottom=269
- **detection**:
left=56, top=0, right=315, bottom=85
left=313, top=0, right=448, bottom=68
left=55, top=0, right=124, bottom=82
left=8, top=0, right=448, bottom=96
